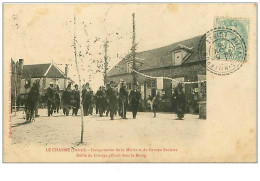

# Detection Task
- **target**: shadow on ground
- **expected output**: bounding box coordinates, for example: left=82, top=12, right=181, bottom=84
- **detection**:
left=12, top=121, right=31, bottom=128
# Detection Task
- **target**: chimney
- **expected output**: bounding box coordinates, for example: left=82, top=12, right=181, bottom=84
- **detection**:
left=65, top=64, right=68, bottom=77
left=64, top=64, right=68, bottom=88
left=18, top=59, right=24, bottom=71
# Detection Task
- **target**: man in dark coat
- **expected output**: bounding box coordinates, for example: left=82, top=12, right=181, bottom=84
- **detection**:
left=62, top=83, right=72, bottom=116
left=106, top=81, right=118, bottom=120
left=118, top=80, right=128, bottom=119
left=88, top=89, right=94, bottom=115
left=95, top=86, right=102, bottom=115
left=45, top=82, right=55, bottom=117
left=129, top=83, right=141, bottom=119
left=72, top=84, right=80, bottom=116
left=95, top=86, right=107, bottom=117
left=82, top=83, right=92, bottom=116
left=171, top=88, right=178, bottom=112
left=54, top=85, right=60, bottom=113
left=174, top=83, right=186, bottom=119
left=25, top=79, right=40, bottom=122
left=81, top=84, right=87, bottom=115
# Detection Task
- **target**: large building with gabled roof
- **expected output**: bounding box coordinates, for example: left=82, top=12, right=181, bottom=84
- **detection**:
left=107, top=34, right=207, bottom=112
left=20, top=62, right=74, bottom=95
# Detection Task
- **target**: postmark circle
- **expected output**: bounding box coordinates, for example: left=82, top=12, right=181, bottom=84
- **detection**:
left=198, top=27, right=247, bottom=75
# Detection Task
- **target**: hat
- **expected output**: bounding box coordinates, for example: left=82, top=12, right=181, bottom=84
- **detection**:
left=50, top=82, right=54, bottom=85
left=67, top=82, right=72, bottom=88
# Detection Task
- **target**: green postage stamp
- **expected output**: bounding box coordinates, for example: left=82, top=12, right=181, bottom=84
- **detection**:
left=213, top=17, right=249, bottom=61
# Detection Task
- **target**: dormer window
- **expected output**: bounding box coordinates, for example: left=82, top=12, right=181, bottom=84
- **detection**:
left=126, top=60, right=143, bottom=73
left=173, top=51, right=183, bottom=65
left=171, top=44, right=194, bottom=66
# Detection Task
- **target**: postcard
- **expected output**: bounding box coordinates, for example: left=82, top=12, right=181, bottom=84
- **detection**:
left=3, top=3, right=257, bottom=162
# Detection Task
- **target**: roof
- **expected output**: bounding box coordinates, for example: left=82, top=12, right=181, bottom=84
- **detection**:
left=22, top=63, right=67, bottom=78
left=11, top=59, right=23, bottom=75
left=107, top=34, right=206, bottom=77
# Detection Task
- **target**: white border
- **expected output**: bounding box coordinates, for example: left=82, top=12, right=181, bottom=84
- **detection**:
left=0, top=1, right=259, bottom=181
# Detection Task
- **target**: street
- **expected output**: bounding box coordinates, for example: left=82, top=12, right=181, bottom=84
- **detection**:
left=11, top=109, right=205, bottom=147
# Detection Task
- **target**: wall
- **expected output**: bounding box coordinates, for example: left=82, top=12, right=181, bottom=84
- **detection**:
left=107, top=62, right=206, bottom=112
left=20, top=77, right=67, bottom=95
left=45, top=77, right=66, bottom=90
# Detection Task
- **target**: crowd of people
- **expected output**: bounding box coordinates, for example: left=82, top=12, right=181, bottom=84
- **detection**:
left=24, top=80, right=186, bottom=121
left=44, top=80, right=143, bottom=120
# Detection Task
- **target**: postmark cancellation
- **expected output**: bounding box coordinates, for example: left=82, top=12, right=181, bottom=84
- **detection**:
left=198, top=17, right=249, bottom=75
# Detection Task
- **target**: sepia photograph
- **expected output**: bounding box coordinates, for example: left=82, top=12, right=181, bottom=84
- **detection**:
left=3, top=3, right=256, bottom=162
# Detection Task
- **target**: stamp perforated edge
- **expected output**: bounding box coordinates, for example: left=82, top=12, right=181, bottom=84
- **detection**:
left=214, top=16, right=250, bottom=62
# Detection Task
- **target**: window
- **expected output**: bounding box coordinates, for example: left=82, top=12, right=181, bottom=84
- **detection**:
left=127, top=61, right=143, bottom=73
left=52, top=78, right=59, bottom=85
left=172, top=51, right=183, bottom=65
left=146, top=80, right=156, bottom=88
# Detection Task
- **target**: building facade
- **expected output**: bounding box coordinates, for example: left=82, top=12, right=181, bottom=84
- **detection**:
left=107, top=35, right=207, bottom=113
left=20, top=63, right=72, bottom=95
left=11, top=59, right=74, bottom=108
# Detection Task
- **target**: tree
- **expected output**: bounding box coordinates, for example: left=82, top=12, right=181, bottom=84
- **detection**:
left=72, top=14, right=85, bottom=144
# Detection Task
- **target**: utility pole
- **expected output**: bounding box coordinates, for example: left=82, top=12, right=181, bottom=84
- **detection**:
left=103, top=39, right=108, bottom=85
left=132, top=13, right=137, bottom=85
left=73, top=14, right=85, bottom=144
left=64, top=64, right=69, bottom=88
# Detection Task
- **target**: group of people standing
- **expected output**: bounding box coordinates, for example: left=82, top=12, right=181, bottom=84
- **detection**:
left=145, top=83, right=186, bottom=119
left=86, top=80, right=142, bottom=120
left=45, top=82, right=81, bottom=117
left=44, top=80, right=186, bottom=120
left=44, top=80, right=142, bottom=120
left=45, top=82, right=61, bottom=117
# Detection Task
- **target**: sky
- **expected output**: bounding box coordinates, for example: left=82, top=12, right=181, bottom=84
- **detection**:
left=4, top=3, right=223, bottom=91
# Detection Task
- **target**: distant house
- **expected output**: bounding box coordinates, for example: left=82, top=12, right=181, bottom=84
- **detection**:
left=20, top=63, right=73, bottom=95
left=11, top=59, right=74, bottom=109
left=107, top=35, right=207, bottom=112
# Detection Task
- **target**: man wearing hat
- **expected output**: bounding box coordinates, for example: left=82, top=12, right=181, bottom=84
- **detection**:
left=45, top=82, right=55, bottom=116
left=105, top=81, right=118, bottom=120
left=62, top=82, right=73, bottom=116
left=118, top=80, right=128, bottom=119
left=129, top=82, right=142, bottom=119
left=82, top=83, right=92, bottom=116
left=174, top=83, right=186, bottom=119
left=95, top=86, right=102, bottom=115
left=95, top=85, right=107, bottom=117
left=88, top=89, right=95, bottom=115
left=54, top=85, right=61, bottom=114
left=72, top=84, right=80, bottom=116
